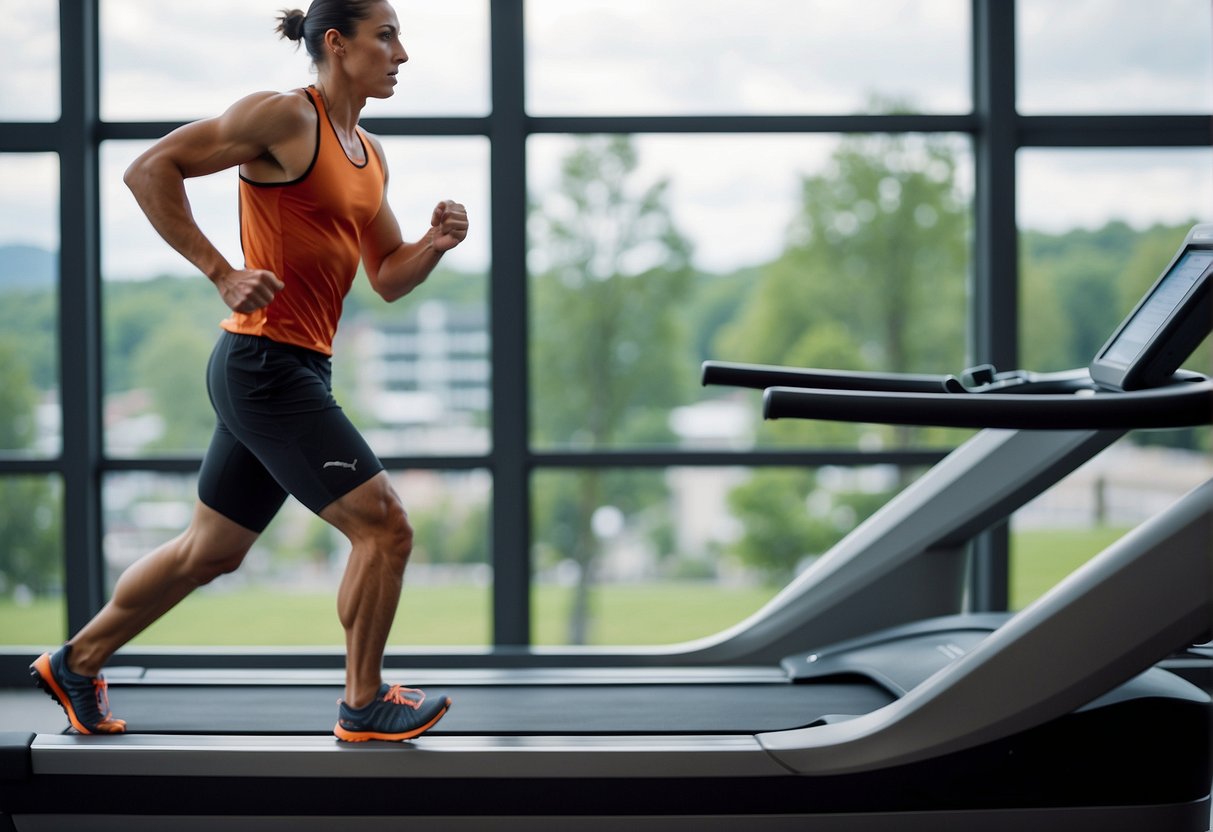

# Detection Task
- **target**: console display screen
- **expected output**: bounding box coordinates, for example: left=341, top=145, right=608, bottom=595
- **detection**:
left=1099, top=250, right=1213, bottom=368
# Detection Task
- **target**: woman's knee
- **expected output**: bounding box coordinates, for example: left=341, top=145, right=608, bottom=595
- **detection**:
left=180, top=540, right=252, bottom=586
left=378, top=497, right=414, bottom=567
left=328, top=475, right=414, bottom=562
left=178, top=504, right=259, bottom=585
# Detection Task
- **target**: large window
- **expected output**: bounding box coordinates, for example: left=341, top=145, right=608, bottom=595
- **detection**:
left=0, top=1, right=1209, bottom=670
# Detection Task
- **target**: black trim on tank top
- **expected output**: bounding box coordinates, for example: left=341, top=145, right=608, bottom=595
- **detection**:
left=238, top=88, right=321, bottom=188
left=316, top=86, right=370, bottom=169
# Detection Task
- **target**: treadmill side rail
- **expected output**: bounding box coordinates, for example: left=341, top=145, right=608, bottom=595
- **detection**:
left=758, top=478, right=1213, bottom=776
left=30, top=733, right=793, bottom=780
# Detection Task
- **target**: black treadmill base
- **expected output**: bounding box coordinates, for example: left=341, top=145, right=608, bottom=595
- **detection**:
left=3, top=803, right=1210, bottom=832
left=2, top=696, right=1208, bottom=818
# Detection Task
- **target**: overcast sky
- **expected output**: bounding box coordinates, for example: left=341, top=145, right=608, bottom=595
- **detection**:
left=1, top=0, right=1210, bottom=278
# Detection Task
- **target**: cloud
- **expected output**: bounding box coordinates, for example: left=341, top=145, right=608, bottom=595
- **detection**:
left=1018, top=0, right=1213, bottom=113
left=1018, top=148, right=1213, bottom=232
left=101, top=141, right=241, bottom=279
left=529, top=134, right=835, bottom=272
left=0, top=0, right=60, bottom=120
left=0, top=154, right=58, bottom=249
left=525, top=0, right=970, bottom=114
left=378, top=136, right=490, bottom=269
left=100, top=0, right=489, bottom=120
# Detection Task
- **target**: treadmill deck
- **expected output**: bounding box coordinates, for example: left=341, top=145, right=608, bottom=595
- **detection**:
left=88, top=676, right=893, bottom=736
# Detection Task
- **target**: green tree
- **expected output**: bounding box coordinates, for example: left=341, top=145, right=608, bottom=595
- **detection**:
left=0, top=338, right=62, bottom=596
left=132, top=312, right=217, bottom=453
left=1020, top=219, right=1208, bottom=451
left=717, top=131, right=970, bottom=579
left=410, top=497, right=489, bottom=567
left=529, top=136, right=694, bottom=643
left=721, top=132, right=969, bottom=378
left=0, top=477, right=63, bottom=597
left=0, top=336, right=37, bottom=450
left=104, top=275, right=221, bottom=394
left=726, top=468, right=890, bottom=584
left=0, top=288, right=56, bottom=391
left=1021, top=221, right=1143, bottom=371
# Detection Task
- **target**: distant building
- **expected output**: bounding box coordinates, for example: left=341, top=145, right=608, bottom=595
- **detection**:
left=346, top=300, right=491, bottom=455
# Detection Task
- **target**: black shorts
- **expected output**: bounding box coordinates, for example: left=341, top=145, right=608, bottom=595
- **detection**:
left=198, top=331, right=384, bottom=532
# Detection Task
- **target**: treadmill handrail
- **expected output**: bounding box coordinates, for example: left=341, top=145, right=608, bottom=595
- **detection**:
left=701, top=360, right=950, bottom=393
left=762, top=378, right=1213, bottom=430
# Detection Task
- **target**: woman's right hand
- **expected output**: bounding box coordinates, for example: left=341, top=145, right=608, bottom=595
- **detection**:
left=216, top=268, right=285, bottom=313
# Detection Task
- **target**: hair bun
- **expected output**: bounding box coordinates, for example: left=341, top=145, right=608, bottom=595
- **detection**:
left=276, top=8, right=306, bottom=41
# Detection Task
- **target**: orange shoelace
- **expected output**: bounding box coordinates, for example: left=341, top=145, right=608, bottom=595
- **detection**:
left=382, top=684, right=425, bottom=710
left=93, top=677, right=112, bottom=714
left=92, top=677, right=126, bottom=731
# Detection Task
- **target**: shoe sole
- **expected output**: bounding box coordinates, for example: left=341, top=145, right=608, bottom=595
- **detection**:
left=30, top=653, right=94, bottom=735
left=333, top=697, right=452, bottom=742
left=29, top=653, right=125, bottom=735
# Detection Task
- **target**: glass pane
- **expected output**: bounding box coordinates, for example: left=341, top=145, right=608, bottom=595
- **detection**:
left=101, top=0, right=489, bottom=121
left=0, top=476, right=65, bottom=646
left=1018, top=148, right=1213, bottom=373
left=1018, top=0, right=1213, bottom=114
left=0, top=0, right=59, bottom=120
left=339, top=137, right=491, bottom=456
left=101, top=140, right=243, bottom=282
left=101, top=141, right=236, bottom=456
left=531, top=465, right=918, bottom=646
left=526, top=0, right=969, bottom=115
left=1016, top=151, right=1213, bottom=610
left=528, top=133, right=973, bottom=451
left=104, top=469, right=491, bottom=647
left=0, top=153, right=60, bottom=457
left=1010, top=430, right=1211, bottom=609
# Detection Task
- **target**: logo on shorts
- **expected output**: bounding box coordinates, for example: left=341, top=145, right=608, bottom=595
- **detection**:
left=323, top=459, right=358, bottom=472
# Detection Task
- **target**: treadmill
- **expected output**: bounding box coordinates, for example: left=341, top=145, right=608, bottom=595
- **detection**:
left=2, top=225, right=1211, bottom=831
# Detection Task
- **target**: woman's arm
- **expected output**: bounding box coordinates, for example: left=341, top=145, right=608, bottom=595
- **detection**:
left=122, top=92, right=310, bottom=311
left=358, top=135, right=469, bottom=303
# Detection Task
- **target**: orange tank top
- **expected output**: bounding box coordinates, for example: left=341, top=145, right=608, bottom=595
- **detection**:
left=221, top=86, right=385, bottom=356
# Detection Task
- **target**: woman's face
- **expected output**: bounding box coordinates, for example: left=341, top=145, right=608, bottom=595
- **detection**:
left=334, top=1, right=409, bottom=99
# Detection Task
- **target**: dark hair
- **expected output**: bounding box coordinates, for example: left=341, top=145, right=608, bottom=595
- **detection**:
left=277, top=1, right=377, bottom=65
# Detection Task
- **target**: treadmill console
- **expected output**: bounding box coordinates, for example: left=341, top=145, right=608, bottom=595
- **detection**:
left=1088, top=224, right=1213, bottom=391
left=705, top=223, right=1213, bottom=430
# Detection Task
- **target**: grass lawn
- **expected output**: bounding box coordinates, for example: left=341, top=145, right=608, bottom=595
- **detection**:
left=0, top=583, right=776, bottom=649
left=1, top=527, right=1131, bottom=648
left=1009, top=526, right=1130, bottom=609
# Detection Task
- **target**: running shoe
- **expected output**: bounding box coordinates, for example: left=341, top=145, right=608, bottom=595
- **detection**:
left=334, top=683, right=451, bottom=742
left=29, top=645, right=127, bottom=735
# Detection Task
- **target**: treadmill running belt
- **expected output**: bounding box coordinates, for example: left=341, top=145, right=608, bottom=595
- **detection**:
left=98, top=681, right=895, bottom=735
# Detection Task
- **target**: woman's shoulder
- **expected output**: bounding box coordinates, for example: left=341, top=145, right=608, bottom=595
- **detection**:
left=229, top=88, right=315, bottom=123
left=216, top=88, right=317, bottom=145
